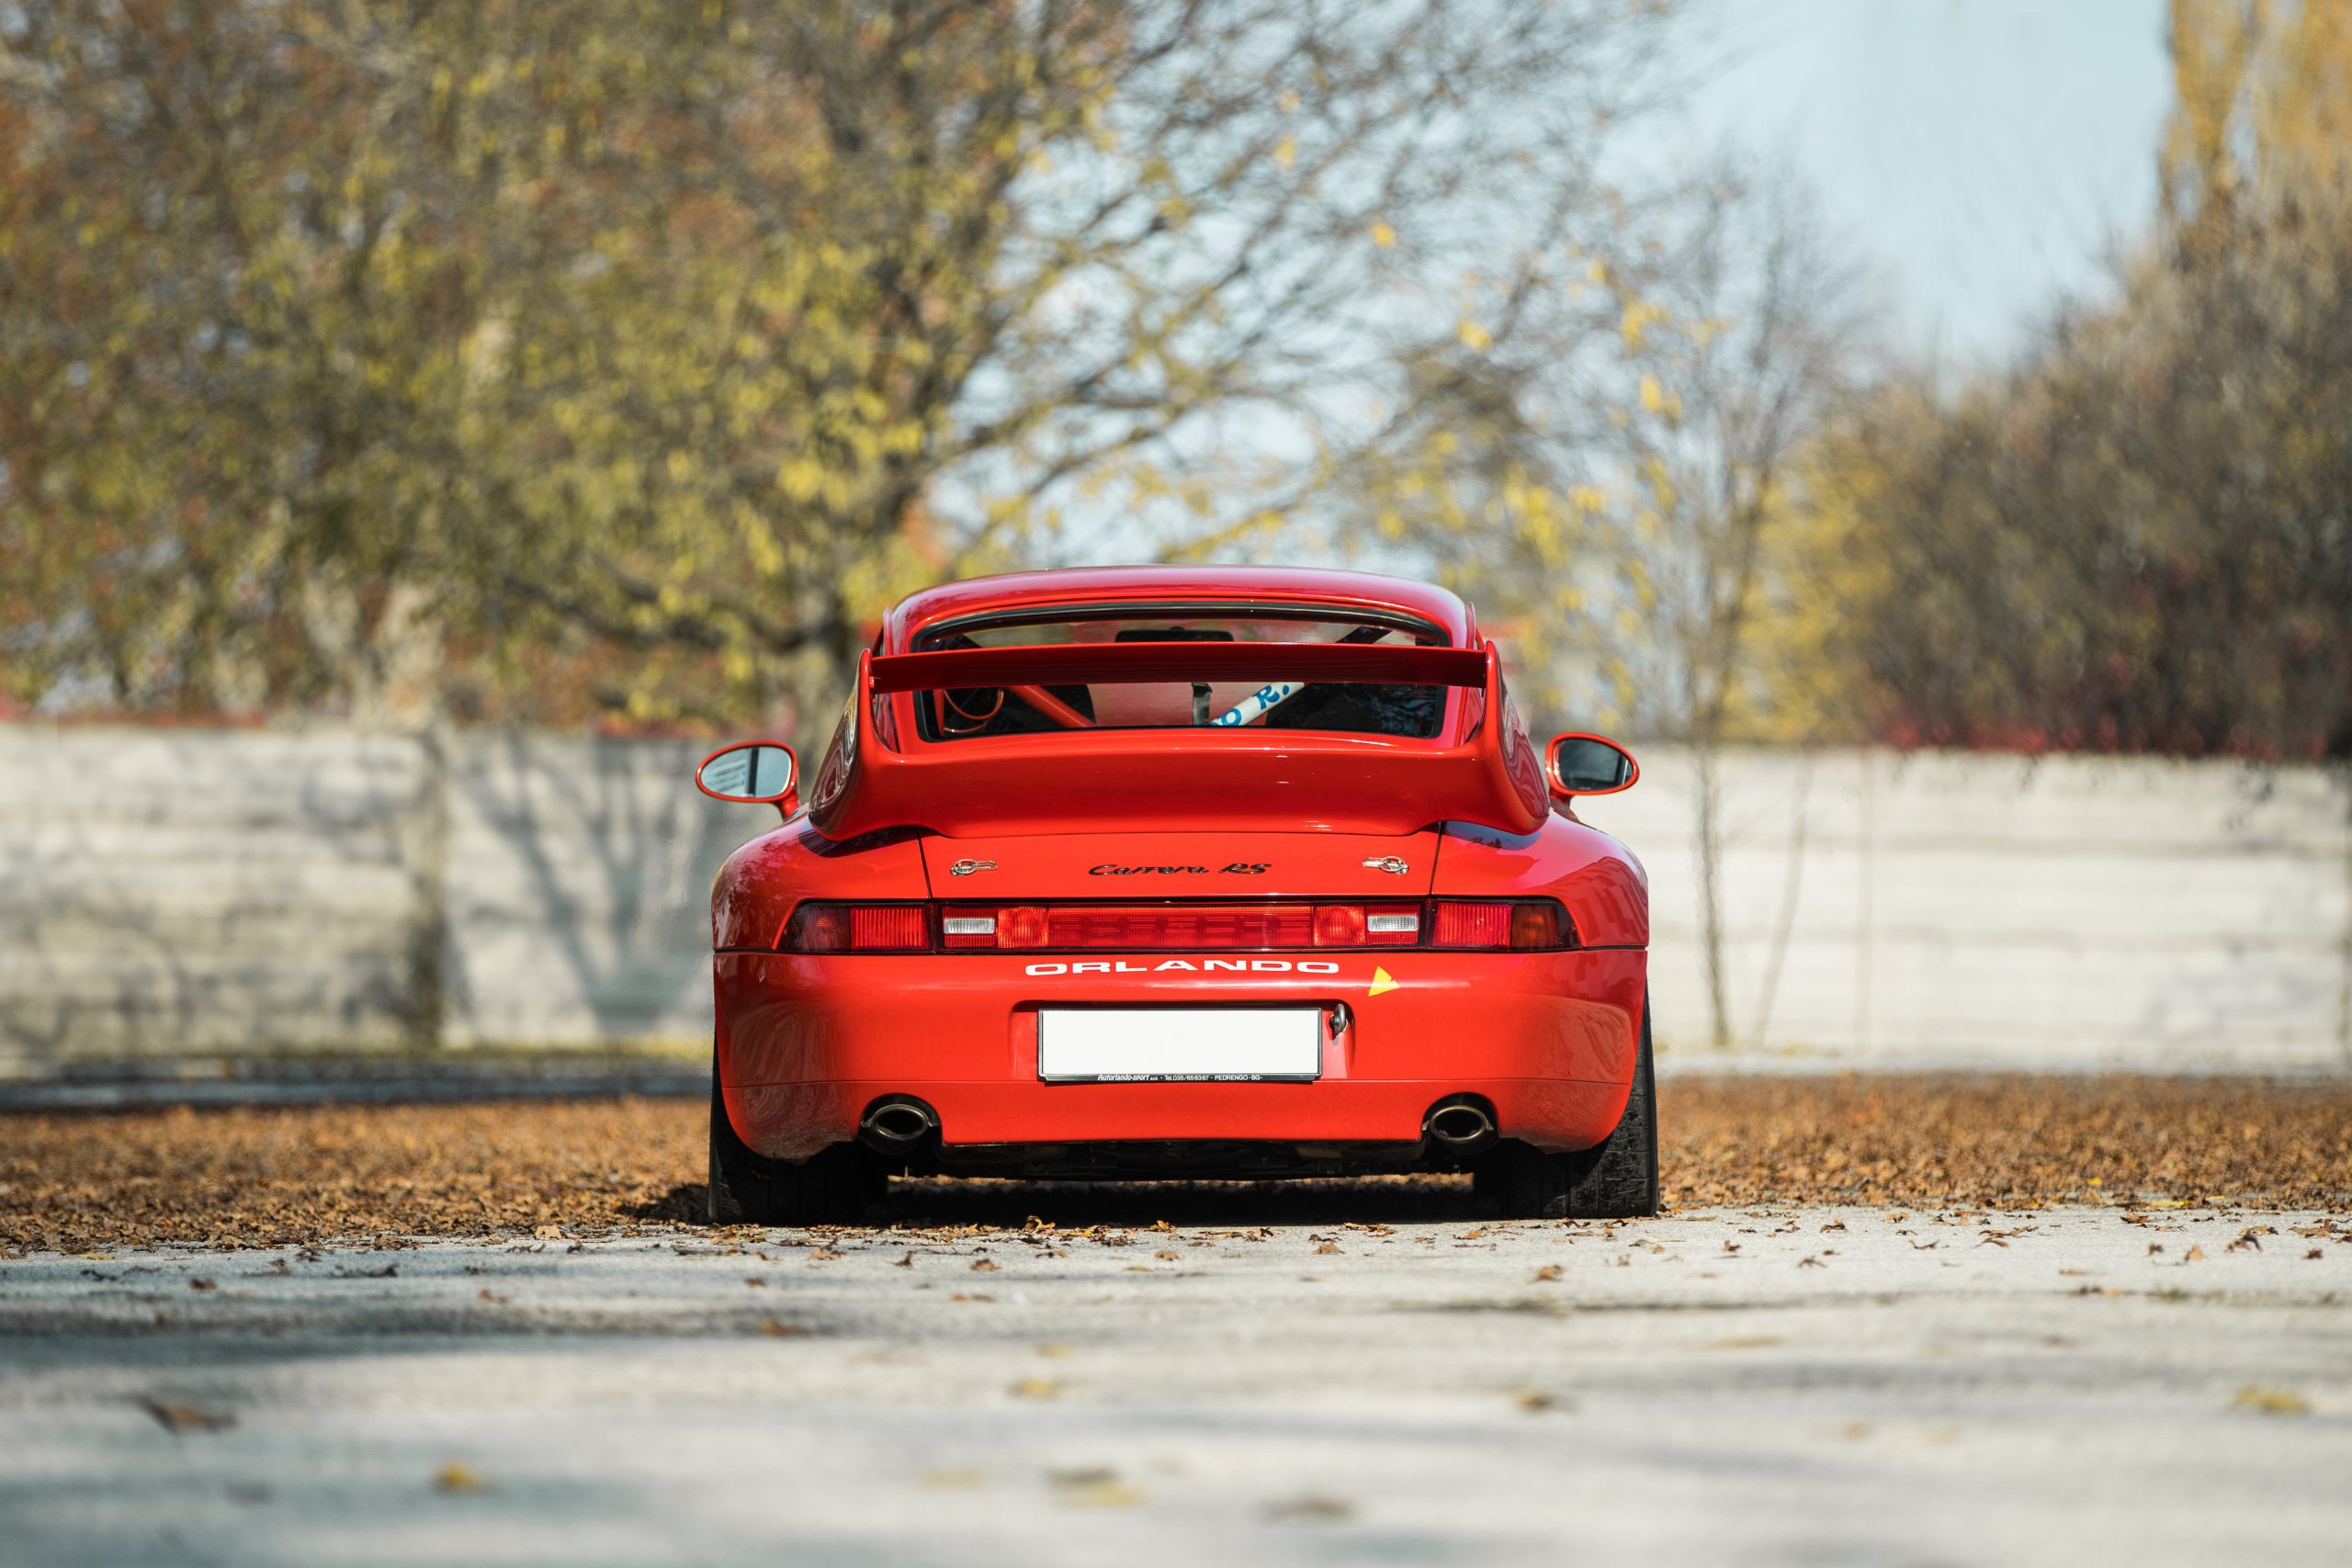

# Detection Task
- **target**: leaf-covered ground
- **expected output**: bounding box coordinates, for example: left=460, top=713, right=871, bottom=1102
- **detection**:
left=4, top=1076, right=2347, bottom=1254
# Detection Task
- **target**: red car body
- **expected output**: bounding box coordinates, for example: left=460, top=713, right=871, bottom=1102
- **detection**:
left=698, top=566, right=1655, bottom=1219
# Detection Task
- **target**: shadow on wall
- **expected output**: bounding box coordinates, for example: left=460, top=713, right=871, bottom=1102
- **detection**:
left=445, top=732, right=763, bottom=1049
left=0, top=729, right=430, bottom=1063
left=0, top=727, right=772, bottom=1067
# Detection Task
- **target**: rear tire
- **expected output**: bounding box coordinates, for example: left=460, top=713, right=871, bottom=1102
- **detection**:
left=1476, top=994, right=1658, bottom=1219
left=707, top=1066, right=883, bottom=1225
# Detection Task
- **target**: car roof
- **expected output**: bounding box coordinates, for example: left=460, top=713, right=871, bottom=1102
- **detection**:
left=883, top=566, right=1474, bottom=650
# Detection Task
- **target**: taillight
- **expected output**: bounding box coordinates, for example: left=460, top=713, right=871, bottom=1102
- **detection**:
left=1510, top=902, right=1563, bottom=949
left=784, top=898, right=1567, bottom=953
left=937, top=902, right=1428, bottom=951
left=1430, top=900, right=1571, bottom=950
left=1312, top=904, right=1365, bottom=946
left=782, top=902, right=931, bottom=953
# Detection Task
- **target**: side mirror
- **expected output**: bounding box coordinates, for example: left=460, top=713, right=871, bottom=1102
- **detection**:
left=1546, top=732, right=1637, bottom=800
left=695, top=740, right=798, bottom=818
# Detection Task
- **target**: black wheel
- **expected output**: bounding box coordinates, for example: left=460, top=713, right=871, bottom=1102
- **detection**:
left=1476, top=994, right=1658, bottom=1219
left=707, top=1066, right=884, bottom=1225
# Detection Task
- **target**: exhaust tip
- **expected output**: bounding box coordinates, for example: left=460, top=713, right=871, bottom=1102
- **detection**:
left=862, top=1098, right=939, bottom=1145
left=1426, top=1100, right=1496, bottom=1147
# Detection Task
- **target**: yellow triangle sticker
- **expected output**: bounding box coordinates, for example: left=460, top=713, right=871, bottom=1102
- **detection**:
left=1368, top=966, right=1398, bottom=998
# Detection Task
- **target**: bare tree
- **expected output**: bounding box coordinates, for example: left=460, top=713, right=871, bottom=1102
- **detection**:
left=1631, top=159, right=1866, bottom=1048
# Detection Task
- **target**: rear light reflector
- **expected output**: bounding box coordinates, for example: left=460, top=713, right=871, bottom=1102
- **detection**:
left=1431, top=901, right=1511, bottom=948
left=852, top=906, right=930, bottom=950
left=1365, top=908, right=1419, bottom=944
left=1047, top=905, right=1313, bottom=948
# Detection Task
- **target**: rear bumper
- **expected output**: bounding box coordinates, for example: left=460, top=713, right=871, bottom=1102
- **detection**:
left=715, top=947, right=1646, bottom=1161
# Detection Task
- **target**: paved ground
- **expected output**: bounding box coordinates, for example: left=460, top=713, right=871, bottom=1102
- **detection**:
left=5, top=1200, right=2349, bottom=1566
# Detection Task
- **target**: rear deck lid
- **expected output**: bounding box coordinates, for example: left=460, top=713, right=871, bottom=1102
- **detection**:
left=917, top=830, right=1442, bottom=899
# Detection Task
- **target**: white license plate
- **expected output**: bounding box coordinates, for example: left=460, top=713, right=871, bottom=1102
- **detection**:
left=1037, top=1008, right=1324, bottom=1083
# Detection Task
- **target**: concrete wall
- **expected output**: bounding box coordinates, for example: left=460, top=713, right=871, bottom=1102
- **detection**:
left=2, top=726, right=2346, bottom=1071
left=1572, top=750, right=2352, bottom=1071
left=0, top=728, right=752, bottom=1066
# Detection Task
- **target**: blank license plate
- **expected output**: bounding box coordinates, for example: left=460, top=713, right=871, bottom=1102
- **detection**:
left=1037, top=1008, right=1324, bottom=1083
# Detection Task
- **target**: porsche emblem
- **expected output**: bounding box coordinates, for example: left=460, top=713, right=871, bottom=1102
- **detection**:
left=1361, top=856, right=1409, bottom=874
left=946, top=858, right=998, bottom=877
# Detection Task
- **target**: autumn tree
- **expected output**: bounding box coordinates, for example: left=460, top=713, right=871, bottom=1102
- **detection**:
left=2, top=0, right=1679, bottom=734
left=1765, top=0, right=2352, bottom=761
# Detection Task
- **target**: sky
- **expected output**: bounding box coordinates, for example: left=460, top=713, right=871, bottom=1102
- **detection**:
left=1680, top=0, right=2177, bottom=367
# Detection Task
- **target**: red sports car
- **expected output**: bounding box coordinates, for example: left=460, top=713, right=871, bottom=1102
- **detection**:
left=695, top=567, right=1653, bottom=1221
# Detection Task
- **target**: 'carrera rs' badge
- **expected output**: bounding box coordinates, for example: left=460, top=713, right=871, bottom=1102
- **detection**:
left=1362, top=855, right=1410, bottom=874
left=947, top=858, right=997, bottom=877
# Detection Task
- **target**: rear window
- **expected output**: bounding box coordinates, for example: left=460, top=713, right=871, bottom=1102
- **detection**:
left=910, top=609, right=1447, bottom=742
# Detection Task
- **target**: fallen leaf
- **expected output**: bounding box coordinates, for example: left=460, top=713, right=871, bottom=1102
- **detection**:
left=2232, top=1386, right=2310, bottom=1416
left=187, top=1278, right=217, bottom=1292
left=921, top=1468, right=987, bottom=1490
left=1264, top=1493, right=1355, bottom=1521
left=1313, top=1242, right=1341, bottom=1256
left=1048, top=1468, right=1143, bottom=1509
left=138, top=1397, right=234, bottom=1434
left=477, top=1288, right=507, bottom=1304
left=1531, top=1265, right=1563, bottom=1282
left=757, top=1319, right=808, bottom=1337
left=1010, top=1378, right=1059, bottom=1399
left=434, top=1461, right=489, bottom=1493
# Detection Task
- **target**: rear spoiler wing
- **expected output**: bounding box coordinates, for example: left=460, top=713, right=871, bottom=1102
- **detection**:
left=867, top=640, right=1491, bottom=695
left=803, top=638, right=1551, bottom=839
